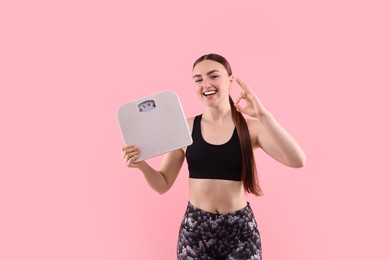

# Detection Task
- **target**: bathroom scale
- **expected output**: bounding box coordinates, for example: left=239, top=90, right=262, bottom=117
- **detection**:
left=117, top=91, right=192, bottom=162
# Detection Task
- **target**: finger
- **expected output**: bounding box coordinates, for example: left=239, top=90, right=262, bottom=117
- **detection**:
left=123, top=147, right=140, bottom=155
left=122, top=150, right=131, bottom=161
left=122, top=144, right=132, bottom=150
left=127, top=158, right=136, bottom=167
left=124, top=153, right=129, bottom=163
left=235, top=92, right=246, bottom=104
left=125, top=150, right=140, bottom=160
left=236, top=77, right=248, bottom=92
left=124, top=152, right=131, bottom=162
left=234, top=103, right=242, bottom=112
left=236, top=78, right=253, bottom=95
left=123, top=150, right=140, bottom=163
left=122, top=144, right=139, bottom=151
left=122, top=149, right=136, bottom=160
left=128, top=154, right=140, bottom=167
left=234, top=102, right=245, bottom=113
left=234, top=93, right=246, bottom=108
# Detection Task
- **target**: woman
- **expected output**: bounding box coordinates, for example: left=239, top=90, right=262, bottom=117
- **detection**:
left=122, top=53, right=306, bottom=259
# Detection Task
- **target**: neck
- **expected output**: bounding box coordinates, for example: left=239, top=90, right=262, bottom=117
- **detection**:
left=203, top=100, right=232, bottom=123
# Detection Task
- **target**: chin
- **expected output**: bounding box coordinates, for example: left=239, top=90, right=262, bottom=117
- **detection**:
left=203, top=98, right=218, bottom=106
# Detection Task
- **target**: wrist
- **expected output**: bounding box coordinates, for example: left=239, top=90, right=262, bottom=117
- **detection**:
left=256, top=110, right=272, bottom=121
left=136, top=160, right=148, bottom=170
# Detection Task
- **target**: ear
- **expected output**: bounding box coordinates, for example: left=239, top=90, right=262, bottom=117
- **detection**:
left=229, top=75, right=234, bottom=89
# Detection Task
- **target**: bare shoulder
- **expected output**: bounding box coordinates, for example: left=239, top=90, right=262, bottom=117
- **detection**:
left=246, top=118, right=263, bottom=130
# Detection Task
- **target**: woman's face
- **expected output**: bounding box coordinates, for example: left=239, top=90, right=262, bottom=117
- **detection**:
left=192, top=60, right=233, bottom=107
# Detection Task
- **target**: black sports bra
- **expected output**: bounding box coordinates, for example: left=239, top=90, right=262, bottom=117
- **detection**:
left=185, top=114, right=242, bottom=181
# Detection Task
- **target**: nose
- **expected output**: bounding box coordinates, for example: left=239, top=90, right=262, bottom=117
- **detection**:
left=202, top=78, right=211, bottom=88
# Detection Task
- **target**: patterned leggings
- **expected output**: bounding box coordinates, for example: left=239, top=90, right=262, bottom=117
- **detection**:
left=177, top=202, right=262, bottom=260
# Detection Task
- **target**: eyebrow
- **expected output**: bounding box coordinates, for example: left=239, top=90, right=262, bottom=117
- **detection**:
left=193, top=69, right=220, bottom=78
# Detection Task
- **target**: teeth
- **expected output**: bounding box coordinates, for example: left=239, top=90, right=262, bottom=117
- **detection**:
left=203, top=91, right=216, bottom=96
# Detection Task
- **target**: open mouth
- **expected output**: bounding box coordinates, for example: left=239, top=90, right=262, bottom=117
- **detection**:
left=203, top=90, right=217, bottom=97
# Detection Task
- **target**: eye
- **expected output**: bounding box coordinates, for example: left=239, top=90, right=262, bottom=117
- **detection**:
left=195, top=79, right=203, bottom=83
left=211, top=75, right=219, bottom=79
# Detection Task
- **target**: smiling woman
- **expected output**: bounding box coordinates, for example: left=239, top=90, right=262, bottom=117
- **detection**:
left=121, top=53, right=306, bottom=259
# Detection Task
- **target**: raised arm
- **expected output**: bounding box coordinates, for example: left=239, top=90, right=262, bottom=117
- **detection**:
left=122, top=145, right=185, bottom=194
left=234, top=77, right=306, bottom=168
left=248, top=114, right=306, bottom=168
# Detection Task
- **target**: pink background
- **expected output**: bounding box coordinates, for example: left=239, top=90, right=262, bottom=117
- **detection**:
left=1, top=0, right=389, bottom=259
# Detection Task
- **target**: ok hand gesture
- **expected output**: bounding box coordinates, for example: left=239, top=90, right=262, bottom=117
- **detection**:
left=234, top=78, right=269, bottom=119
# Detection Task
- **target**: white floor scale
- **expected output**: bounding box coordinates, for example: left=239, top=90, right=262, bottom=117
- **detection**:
left=117, top=91, right=193, bottom=162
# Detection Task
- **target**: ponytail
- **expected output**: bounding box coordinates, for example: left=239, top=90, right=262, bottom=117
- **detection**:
left=229, top=96, right=262, bottom=196
left=193, top=53, right=262, bottom=195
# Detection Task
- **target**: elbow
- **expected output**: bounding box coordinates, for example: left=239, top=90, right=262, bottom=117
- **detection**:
left=157, top=188, right=169, bottom=195
left=154, top=171, right=172, bottom=195
left=284, top=151, right=306, bottom=168
left=155, top=182, right=172, bottom=195
left=291, top=154, right=306, bottom=168
left=291, top=161, right=305, bottom=168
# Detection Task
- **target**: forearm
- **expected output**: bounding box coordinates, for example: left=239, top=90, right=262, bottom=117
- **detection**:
left=257, top=112, right=306, bottom=168
left=136, top=161, right=169, bottom=194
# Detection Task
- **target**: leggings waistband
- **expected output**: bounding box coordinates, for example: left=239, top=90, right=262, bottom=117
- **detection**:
left=186, top=201, right=252, bottom=218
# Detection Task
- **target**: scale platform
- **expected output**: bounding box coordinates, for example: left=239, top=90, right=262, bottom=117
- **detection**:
left=117, top=91, right=192, bottom=162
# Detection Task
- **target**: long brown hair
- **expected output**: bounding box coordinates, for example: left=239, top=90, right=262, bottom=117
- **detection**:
left=193, top=53, right=262, bottom=196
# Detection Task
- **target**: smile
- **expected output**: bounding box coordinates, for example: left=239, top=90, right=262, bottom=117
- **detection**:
left=203, top=90, right=217, bottom=96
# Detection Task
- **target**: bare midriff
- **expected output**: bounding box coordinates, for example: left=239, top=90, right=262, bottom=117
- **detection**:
left=189, top=178, right=248, bottom=214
